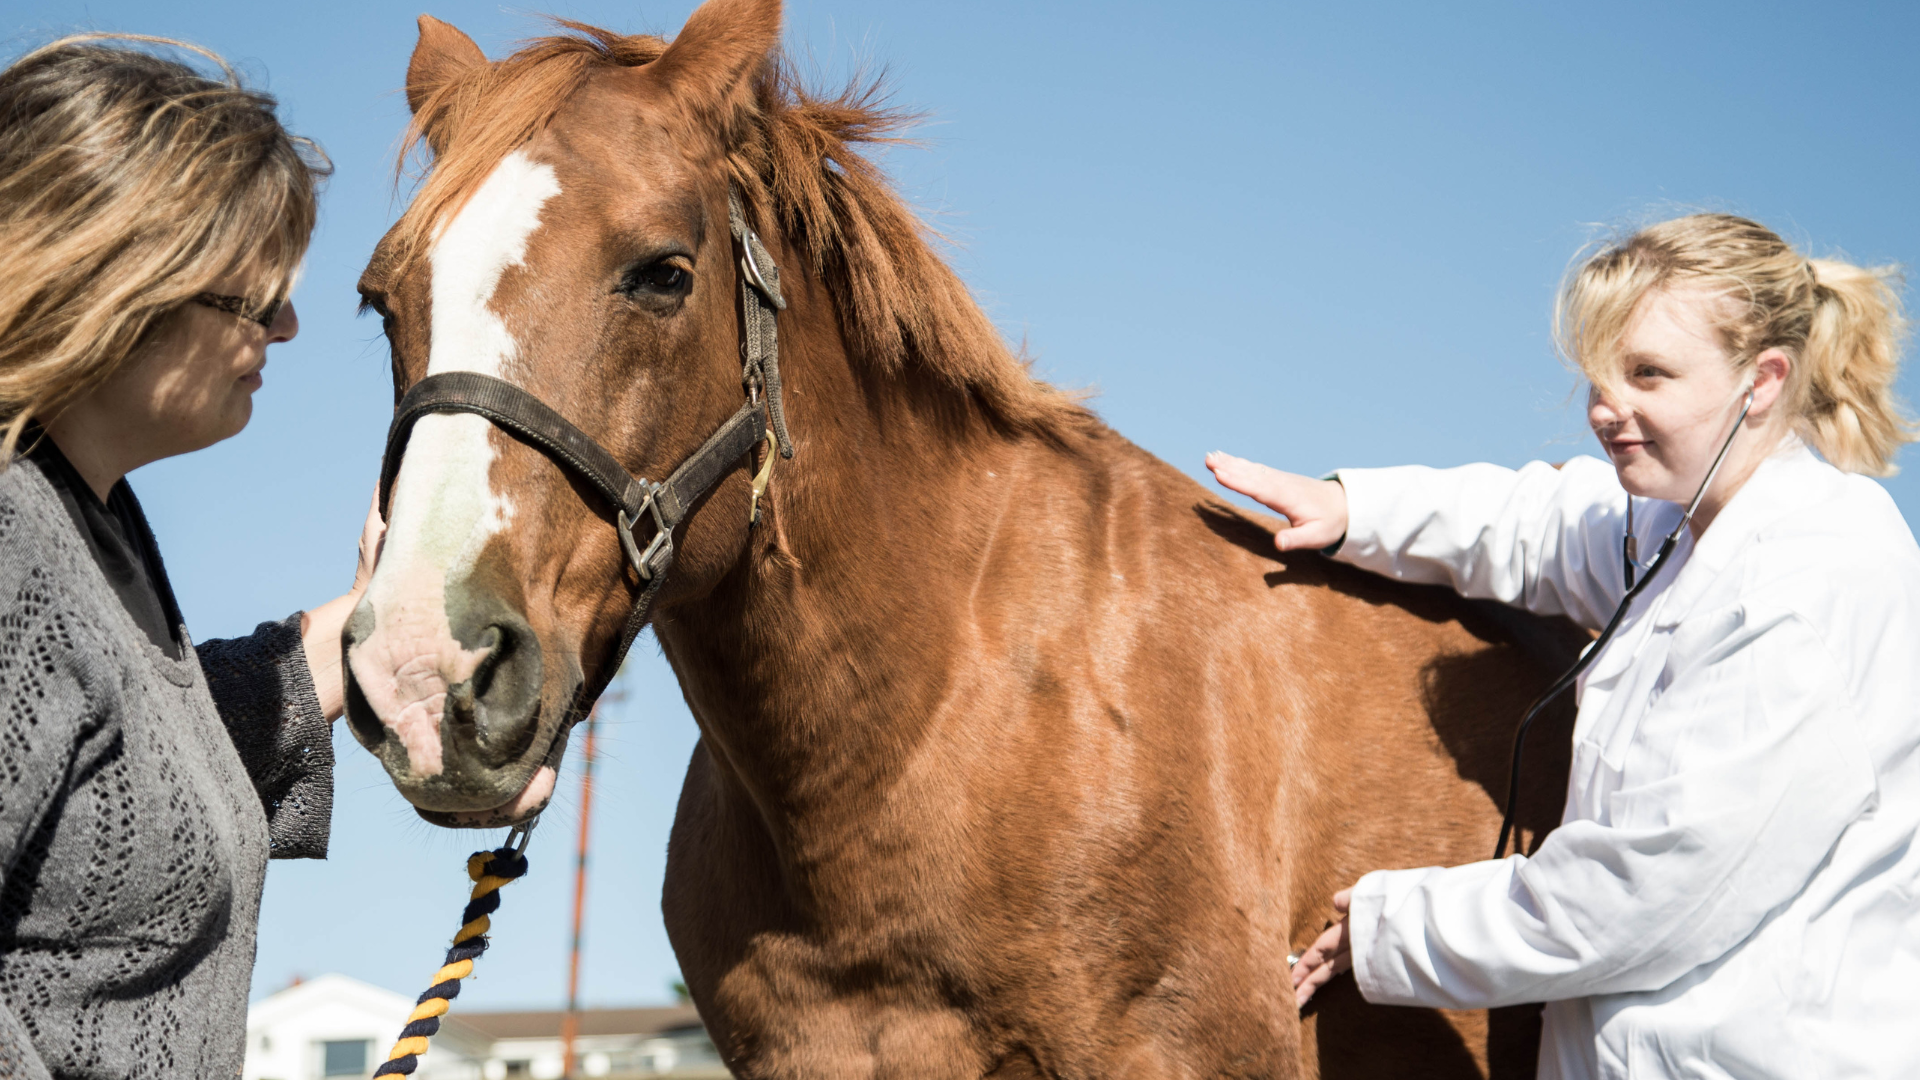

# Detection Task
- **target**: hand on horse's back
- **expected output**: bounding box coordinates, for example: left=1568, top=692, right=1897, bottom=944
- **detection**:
left=1206, top=451, right=1350, bottom=552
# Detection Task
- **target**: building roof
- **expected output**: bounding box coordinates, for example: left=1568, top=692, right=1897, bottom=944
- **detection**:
left=449, top=1006, right=704, bottom=1041
left=246, top=973, right=415, bottom=1028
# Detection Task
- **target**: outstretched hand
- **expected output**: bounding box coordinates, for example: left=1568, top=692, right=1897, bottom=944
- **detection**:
left=1292, top=888, right=1354, bottom=1009
left=1205, top=452, right=1349, bottom=553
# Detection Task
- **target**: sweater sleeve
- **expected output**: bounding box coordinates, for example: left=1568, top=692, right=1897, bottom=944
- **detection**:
left=0, top=560, right=99, bottom=1080
left=1332, top=457, right=1638, bottom=632
left=196, top=614, right=333, bottom=860
left=0, top=1010, right=53, bottom=1080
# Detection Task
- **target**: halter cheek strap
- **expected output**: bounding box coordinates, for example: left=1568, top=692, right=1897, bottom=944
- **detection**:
left=375, top=186, right=791, bottom=727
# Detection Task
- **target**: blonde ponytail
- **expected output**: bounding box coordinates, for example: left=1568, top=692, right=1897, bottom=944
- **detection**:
left=1801, top=258, right=1910, bottom=475
left=1558, top=213, right=1916, bottom=475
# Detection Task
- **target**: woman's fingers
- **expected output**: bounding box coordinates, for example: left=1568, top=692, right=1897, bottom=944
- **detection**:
left=1204, top=452, right=1348, bottom=552
left=1205, top=451, right=1294, bottom=510
left=1290, top=920, right=1348, bottom=986
left=353, top=492, right=387, bottom=595
left=1291, top=916, right=1353, bottom=1009
left=1294, top=957, right=1341, bottom=1008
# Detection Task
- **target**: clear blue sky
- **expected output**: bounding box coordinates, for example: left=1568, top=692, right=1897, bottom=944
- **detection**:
left=4, top=0, right=1916, bottom=1009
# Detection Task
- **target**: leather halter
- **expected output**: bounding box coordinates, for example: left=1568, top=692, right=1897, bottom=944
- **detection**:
left=376, top=187, right=793, bottom=725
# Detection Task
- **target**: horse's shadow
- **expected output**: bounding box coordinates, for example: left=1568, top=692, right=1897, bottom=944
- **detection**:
left=1196, top=500, right=1581, bottom=829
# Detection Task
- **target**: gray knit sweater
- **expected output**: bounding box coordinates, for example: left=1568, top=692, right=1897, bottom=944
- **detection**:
left=0, top=456, right=333, bottom=1079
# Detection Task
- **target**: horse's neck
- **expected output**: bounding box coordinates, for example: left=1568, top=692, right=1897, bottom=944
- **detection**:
left=654, top=299, right=1057, bottom=853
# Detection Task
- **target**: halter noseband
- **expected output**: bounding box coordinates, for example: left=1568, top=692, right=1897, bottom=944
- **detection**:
left=375, top=187, right=793, bottom=724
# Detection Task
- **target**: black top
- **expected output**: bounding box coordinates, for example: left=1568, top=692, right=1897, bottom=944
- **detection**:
left=24, top=429, right=184, bottom=659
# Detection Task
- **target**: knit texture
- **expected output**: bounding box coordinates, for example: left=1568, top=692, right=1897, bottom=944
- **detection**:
left=0, top=456, right=333, bottom=1080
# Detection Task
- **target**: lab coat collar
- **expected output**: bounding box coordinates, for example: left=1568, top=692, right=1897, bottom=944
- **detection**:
left=1650, top=438, right=1823, bottom=629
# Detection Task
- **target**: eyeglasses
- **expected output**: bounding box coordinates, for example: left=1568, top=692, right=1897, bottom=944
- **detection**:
left=192, top=291, right=284, bottom=329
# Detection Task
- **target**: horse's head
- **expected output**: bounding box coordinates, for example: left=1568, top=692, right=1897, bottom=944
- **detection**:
left=344, top=0, right=784, bottom=826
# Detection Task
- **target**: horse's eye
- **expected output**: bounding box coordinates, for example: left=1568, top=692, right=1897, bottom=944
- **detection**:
left=620, top=258, right=692, bottom=298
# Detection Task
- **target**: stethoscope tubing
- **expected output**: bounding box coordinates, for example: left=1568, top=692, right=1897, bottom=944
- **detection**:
left=1492, top=388, right=1756, bottom=860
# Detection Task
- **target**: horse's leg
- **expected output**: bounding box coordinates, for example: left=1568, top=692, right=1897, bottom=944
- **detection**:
left=662, top=742, right=792, bottom=1071
left=665, top=741, right=994, bottom=1079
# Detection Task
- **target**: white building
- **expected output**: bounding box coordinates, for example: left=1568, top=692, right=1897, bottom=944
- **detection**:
left=243, top=974, right=489, bottom=1080
left=245, top=975, right=726, bottom=1080
left=453, top=1007, right=726, bottom=1079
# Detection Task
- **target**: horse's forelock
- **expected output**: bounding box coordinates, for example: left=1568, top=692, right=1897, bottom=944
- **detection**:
left=388, top=26, right=668, bottom=269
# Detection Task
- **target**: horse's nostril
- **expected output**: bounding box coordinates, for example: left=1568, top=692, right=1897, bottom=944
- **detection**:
left=469, top=624, right=507, bottom=700
left=343, top=662, right=386, bottom=752
left=448, top=624, right=510, bottom=724
left=446, top=608, right=543, bottom=766
left=341, top=600, right=388, bottom=752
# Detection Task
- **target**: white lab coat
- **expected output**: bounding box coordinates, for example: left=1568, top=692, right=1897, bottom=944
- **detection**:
left=1330, top=441, right=1920, bottom=1080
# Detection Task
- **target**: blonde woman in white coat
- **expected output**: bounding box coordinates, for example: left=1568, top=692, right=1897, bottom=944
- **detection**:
left=1209, top=213, right=1920, bottom=1080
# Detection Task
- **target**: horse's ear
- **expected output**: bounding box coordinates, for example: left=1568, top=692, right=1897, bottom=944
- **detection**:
left=407, top=15, right=486, bottom=115
left=649, top=0, right=782, bottom=120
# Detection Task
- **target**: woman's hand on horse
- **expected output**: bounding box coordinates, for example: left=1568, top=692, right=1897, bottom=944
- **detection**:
left=302, top=495, right=388, bottom=722
left=1291, top=888, right=1354, bottom=1009
left=1205, top=453, right=1348, bottom=553
left=353, top=493, right=387, bottom=596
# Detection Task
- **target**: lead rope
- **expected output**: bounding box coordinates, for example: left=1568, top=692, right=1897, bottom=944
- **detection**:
left=372, top=819, right=537, bottom=1077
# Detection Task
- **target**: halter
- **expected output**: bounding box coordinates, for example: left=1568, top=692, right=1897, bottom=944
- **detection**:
left=375, top=187, right=793, bottom=726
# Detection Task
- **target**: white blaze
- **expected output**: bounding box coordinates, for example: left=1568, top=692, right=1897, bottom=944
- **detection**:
left=351, top=151, right=562, bottom=775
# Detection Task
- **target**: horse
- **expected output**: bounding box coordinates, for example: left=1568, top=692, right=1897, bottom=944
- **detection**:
left=342, top=1, right=1582, bottom=1075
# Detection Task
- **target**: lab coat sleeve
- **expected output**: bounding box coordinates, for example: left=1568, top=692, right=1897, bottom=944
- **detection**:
left=1333, top=457, right=1631, bottom=631
left=1346, top=608, right=1878, bottom=1009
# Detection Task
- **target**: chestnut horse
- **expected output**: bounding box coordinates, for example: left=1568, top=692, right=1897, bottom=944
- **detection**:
left=343, top=1, right=1580, bottom=1075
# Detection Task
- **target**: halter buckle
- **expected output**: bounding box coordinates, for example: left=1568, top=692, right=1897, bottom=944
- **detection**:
left=739, top=229, right=787, bottom=311
left=617, top=483, right=673, bottom=581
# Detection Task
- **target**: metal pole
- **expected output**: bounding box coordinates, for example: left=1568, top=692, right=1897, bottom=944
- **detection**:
left=559, top=705, right=599, bottom=1079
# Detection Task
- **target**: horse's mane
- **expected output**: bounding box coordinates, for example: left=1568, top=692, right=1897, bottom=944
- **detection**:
left=393, top=20, right=1090, bottom=440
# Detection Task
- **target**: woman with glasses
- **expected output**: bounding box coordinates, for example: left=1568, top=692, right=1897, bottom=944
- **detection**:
left=0, top=35, right=376, bottom=1079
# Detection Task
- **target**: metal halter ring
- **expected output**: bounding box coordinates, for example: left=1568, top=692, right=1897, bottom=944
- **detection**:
left=617, top=483, right=673, bottom=581
left=505, top=815, right=538, bottom=855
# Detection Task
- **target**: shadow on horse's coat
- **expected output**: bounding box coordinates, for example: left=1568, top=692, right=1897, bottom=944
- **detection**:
left=343, top=1, right=1579, bottom=1075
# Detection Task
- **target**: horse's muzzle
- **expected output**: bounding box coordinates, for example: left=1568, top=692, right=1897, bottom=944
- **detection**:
left=342, top=579, right=551, bottom=816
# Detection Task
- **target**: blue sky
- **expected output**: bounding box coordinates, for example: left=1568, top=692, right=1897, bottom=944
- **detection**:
left=4, top=0, right=1916, bottom=1009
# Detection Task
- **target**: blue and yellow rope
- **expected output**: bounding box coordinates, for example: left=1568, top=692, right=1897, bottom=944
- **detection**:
left=372, top=835, right=531, bottom=1077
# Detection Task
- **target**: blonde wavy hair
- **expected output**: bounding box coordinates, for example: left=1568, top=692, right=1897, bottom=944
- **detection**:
left=1556, top=213, right=1914, bottom=476
left=0, top=33, right=331, bottom=458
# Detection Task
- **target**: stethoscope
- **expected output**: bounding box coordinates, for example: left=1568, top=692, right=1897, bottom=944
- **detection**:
left=1492, top=385, right=1756, bottom=859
